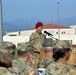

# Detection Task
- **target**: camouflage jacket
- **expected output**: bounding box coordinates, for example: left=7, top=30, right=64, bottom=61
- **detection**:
left=45, top=60, right=76, bottom=75
left=29, top=31, right=46, bottom=52
left=0, top=67, right=12, bottom=75
left=37, top=55, right=54, bottom=68
left=26, top=56, right=38, bottom=69
left=9, top=59, right=37, bottom=75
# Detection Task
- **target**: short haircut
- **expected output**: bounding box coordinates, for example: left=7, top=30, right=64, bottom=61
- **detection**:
left=18, top=50, right=34, bottom=56
left=18, top=50, right=27, bottom=56
left=44, top=47, right=53, bottom=52
left=0, top=53, right=14, bottom=68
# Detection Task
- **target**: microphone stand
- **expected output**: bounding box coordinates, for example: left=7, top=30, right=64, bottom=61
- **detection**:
left=45, top=34, right=59, bottom=40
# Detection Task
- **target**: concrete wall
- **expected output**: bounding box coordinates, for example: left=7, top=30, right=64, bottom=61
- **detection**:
left=3, top=35, right=30, bottom=47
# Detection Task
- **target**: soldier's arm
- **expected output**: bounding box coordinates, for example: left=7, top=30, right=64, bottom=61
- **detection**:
left=29, top=33, right=36, bottom=45
left=37, top=58, right=45, bottom=68
left=30, top=35, right=35, bottom=40
left=27, top=66, right=37, bottom=75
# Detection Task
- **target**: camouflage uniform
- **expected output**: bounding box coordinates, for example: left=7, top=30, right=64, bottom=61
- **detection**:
left=17, top=42, right=35, bottom=51
left=29, top=31, right=46, bottom=52
left=12, top=42, right=38, bottom=75
left=54, top=40, right=71, bottom=49
left=0, top=67, right=12, bottom=75
left=38, top=38, right=54, bottom=68
left=9, top=58, right=37, bottom=75
left=38, top=55, right=54, bottom=68
left=0, top=41, right=15, bottom=54
left=17, top=42, right=37, bottom=69
left=29, top=31, right=46, bottom=68
left=45, top=60, right=76, bottom=75
left=0, top=41, right=16, bottom=75
left=46, top=40, right=76, bottom=75
left=26, top=55, right=38, bottom=69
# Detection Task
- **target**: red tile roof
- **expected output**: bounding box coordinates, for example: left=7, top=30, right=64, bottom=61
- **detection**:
left=30, top=24, right=70, bottom=30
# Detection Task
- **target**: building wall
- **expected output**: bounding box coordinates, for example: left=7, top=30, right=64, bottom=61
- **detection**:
left=70, top=25, right=76, bottom=34
left=43, top=29, right=75, bottom=35
left=3, top=28, right=76, bottom=46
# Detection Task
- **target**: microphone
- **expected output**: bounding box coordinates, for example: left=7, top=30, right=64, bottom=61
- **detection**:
left=44, top=31, right=53, bottom=36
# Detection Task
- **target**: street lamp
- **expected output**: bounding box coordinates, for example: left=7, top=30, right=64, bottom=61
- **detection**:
left=57, top=2, right=60, bottom=40
left=0, top=0, right=3, bottom=41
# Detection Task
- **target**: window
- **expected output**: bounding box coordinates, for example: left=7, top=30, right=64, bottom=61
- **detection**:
left=56, top=32, right=58, bottom=34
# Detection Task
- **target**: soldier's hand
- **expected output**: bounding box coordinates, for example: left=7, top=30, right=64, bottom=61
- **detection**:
left=28, top=71, right=34, bottom=75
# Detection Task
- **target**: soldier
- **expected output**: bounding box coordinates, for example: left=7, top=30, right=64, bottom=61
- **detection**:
left=0, top=41, right=16, bottom=68
left=17, top=42, right=37, bottom=69
left=46, top=40, right=76, bottom=75
left=29, top=22, right=46, bottom=68
left=10, top=42, right=37, bottom=75
left=0, top=41, right=16, bottom=75
left=37, top=38, right=54, bottom=68
left=29, top=22, right=46, bottom=52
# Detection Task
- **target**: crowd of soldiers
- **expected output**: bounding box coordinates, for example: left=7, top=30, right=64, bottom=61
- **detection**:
left=0, top=22, right=76, bottom=75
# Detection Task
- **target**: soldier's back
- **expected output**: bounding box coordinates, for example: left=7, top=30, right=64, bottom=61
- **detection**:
left=38, top=55, right=54, bottom=68
left=46, top=61, right=76, bottom=75
left=0, top=67, right=12, bottom=75
left=10, top=58, right=37, bottom=75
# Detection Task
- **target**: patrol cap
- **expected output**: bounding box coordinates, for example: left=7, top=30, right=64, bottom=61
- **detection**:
left=55, top=40, right=71, bottom=48
left=42, top=38, right=53, bottom=47
left=17, top=42, right=35, bottom=51
left=0, top=41, right=16, bottom=54
left=42, top=38, right=53, bottom=51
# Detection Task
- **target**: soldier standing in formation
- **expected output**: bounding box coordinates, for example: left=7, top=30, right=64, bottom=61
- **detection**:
left=45, top=40, right=76, bottom=75
left=37, top=38, right=54, bottom=68
left=10, top=42, right=37, bottom=75
left=0, top=41, right=38, bottom=75
left=17, top=42, right=37, bottom=69
left=0, top=41, right=16, bottom=75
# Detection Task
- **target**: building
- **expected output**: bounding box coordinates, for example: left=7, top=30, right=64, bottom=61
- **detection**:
left=3, top=24, right=76, bottom=46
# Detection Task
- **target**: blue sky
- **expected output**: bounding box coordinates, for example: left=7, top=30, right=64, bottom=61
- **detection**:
left=2, top=0, right=76, bottom=25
